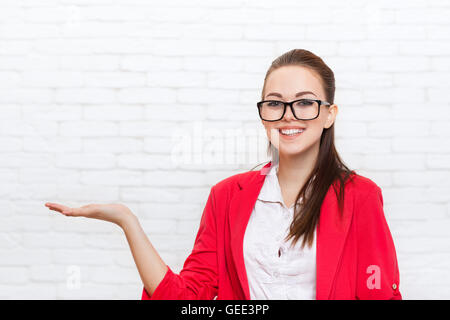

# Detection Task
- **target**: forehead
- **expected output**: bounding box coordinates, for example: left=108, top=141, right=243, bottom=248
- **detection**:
left=264, top=65, right=324, bottom=99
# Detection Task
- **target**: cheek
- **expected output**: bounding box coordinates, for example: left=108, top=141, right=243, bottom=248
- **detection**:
left=304, top=122, right=324, bottom=140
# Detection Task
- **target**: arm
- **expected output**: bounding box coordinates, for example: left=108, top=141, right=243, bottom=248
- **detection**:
left=141, top=186, right=219, bottom=300
left=121, top=213, right=169, bottom=297
left=45, top=201, right=169, bottom=297
left=45, top=184, right=219, bottom=300
left=355, top=186, right=402, bottom=300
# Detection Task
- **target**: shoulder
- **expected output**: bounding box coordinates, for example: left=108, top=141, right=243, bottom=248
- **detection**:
left=212, top=169, right=259, bottom=194
left=205, top=168, right=261, bottom=213
left=344, top=172, right=382, bottom=200
left=211, top=162, right=270, bottom=194
left=331, top=171, right=385, bottom=215
left=345, top=173, right=387, bottom=226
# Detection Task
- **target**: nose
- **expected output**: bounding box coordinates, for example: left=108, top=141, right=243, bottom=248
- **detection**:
left=282, top=104, right=296, bottom=121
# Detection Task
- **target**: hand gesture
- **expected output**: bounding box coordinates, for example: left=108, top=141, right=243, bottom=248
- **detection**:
left=45, top=202, right=133, bottom=227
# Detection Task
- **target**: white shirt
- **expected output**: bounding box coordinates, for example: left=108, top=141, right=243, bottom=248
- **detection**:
left=243, top=161, right=317, bottom=300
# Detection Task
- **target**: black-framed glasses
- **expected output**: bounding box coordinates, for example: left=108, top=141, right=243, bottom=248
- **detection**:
left=256, top=98, right=331, bottom=121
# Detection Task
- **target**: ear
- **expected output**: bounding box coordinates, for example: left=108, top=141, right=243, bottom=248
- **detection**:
left=324, top=104, right=338, bottom=129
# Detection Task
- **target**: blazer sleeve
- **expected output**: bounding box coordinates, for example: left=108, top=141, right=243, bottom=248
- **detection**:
left=355, top=186, right=402, bottom=300
left=141, top=186, right=219, bottom=300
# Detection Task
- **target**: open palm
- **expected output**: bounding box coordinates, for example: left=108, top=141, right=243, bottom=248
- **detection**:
left=45, top=202, right=132, bottom=226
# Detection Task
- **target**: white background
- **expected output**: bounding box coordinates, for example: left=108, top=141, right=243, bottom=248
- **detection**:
left=0, top=0, right=449, bottom=299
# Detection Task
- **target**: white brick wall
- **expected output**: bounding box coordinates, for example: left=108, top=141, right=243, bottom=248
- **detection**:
left=0, top=0, right=449, bottom=299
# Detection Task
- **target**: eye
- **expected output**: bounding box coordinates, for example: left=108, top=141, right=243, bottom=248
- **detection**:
left=267, top=101, right=282, bottom=106
left=295, top=99, right=314, bottom=106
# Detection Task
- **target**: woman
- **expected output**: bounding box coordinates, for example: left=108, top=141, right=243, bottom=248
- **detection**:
left=45, top=49, right=402, bottom=300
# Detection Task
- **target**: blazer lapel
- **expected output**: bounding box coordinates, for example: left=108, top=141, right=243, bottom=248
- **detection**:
left=228, top=161, right=354, bottom=300
left=316, top=181, right=354, bottom=299
left=228, top=162, right=271, bottom=300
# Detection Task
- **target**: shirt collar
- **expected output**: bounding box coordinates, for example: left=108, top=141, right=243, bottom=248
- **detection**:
left=257, top=161, right=284, bottom=203
left=258, top=161, right=314, bottom=208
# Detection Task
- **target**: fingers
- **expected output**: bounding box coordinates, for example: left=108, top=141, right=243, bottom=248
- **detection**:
left=45, top=202, right=80, bottom=216
left=45, top=202, right=69, bottom=213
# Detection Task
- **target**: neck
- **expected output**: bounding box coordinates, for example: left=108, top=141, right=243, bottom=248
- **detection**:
left=276, top=142, right=319, bottom=192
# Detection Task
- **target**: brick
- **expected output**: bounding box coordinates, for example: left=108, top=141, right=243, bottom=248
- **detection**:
left=0, top=153, right=53, bottom=168
left=80, top=170, right=143, bottom=186
left=84, top=72, right=146, bottom=87
left=55, top=88, right=116, bottom=104
left=120, top=187, right=182, bottom=203
left=144, top=170, right=207, bottom=187
left=386, top=204, right=447, bottom=221
left=118, top=88, right=176, bottom=104
left=22, top=105, right=82, bottom=121
left=83, top=137, right=143, bottom=153
left=84, top=105, right=143, bottom=120
left=147, top=71, right=206, bottom=88
left=121, top=55, right=182, bottom=71
left=367, top=25, right=426, bottom=40
left=0, top=72, right=21, bottom=87
left=0, top=284, right=57, bottom=299
left=307, top=25, right=366, bottom=41
left=426, top=154, right=450, bottom=169
left=61, top=55, right=120, bottom=71
left=393, top=137, right=450, bottom=153
left=393, top=171, right=450, bottom=187
left=19, top=167, right=79, bottom=184
left=0, top=119, right=57, bottom=136
left=118, top=153, right=177, bottom=170
left=336, top=138, right=391, bottom=154
left=0, top=267, right=28, bottom=284
left=1, top=23, right=59, bottom=39
left=0, top=248, right=51, bottom=266
left=0, top=88, right=52, bottom=104
left=363, top=154, right=425, bottom=170
left=60, top=121, right=118, bottom=137
left=24, top=137, right=82, bottom=153
left=56, top=153, right=116, bottom=169
left=136, top=203, right=202, bottom=220
left=0, top=137, right=22, bottom=151
left=368, top=121, right=430, bottom=137
left=369, top=56, right=430, bottom=72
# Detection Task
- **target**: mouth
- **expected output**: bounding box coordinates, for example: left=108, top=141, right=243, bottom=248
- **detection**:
left=278, top=127, right=306, bottom=138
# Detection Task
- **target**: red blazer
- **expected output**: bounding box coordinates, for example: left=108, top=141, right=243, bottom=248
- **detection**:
left=141, top=161, right=402, bottom=300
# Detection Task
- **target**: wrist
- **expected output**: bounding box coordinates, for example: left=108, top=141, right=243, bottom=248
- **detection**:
left=118, top=207, right=138, bottom=229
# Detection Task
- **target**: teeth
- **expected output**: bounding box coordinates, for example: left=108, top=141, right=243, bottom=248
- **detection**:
left=280, top=128, right=304, bottom=135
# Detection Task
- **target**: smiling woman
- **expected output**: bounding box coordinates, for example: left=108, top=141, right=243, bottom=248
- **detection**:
left=45, top=48, right=402, bottom=300
left=256, top=54, right=343, bottom=251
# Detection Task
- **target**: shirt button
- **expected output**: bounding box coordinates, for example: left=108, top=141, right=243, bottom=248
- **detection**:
left=392, top=283, right=397, bottom=290
left=273, top=271, right=279, bottom=277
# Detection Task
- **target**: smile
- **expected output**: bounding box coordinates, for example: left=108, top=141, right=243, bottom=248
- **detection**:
left=278, top=128, right=305, bottom=138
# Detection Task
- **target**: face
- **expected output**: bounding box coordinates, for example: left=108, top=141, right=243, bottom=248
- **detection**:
left=261, top=65, right=338, bottom=157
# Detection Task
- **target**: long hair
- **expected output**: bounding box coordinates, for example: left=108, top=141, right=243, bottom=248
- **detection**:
left=260, top=49, right=356, bottom=249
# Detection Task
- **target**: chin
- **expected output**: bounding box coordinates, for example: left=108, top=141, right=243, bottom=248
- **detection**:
left=278, top=143, right=306, bottom=156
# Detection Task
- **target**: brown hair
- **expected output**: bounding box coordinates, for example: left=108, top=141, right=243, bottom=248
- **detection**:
left=260, top=49, right=356, bottom=249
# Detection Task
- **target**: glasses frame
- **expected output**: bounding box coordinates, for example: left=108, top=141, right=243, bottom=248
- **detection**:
left=256, top=98, right=331, bottom=121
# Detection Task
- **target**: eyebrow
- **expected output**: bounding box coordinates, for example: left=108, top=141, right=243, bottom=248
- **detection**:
left=265, top=91, right=317, bottom=99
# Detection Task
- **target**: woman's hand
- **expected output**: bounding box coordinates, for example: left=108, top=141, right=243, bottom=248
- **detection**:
left=46, top=201, right=170, bottom=296
left=44, top=202, right=135, bottom=227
